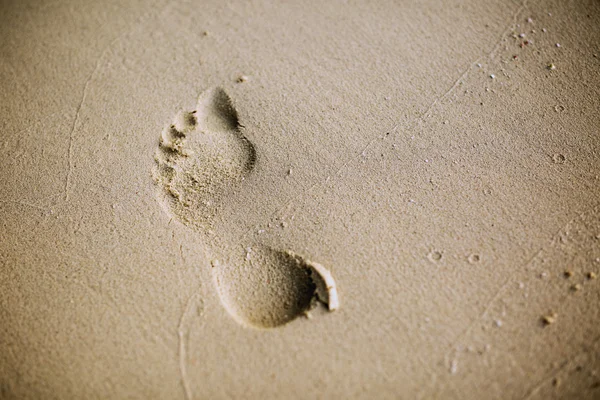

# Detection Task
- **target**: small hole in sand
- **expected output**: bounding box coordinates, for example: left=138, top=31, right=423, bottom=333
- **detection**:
left=429, top=251, right=443, bottom=262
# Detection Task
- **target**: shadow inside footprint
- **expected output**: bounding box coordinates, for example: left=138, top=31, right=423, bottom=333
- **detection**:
left=213, top=247, right=336, bottom=328
left=195, top=87, right=257, bottom=171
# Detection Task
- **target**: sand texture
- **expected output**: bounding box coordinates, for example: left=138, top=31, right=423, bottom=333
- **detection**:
left=1, top=0, right=600, bottom=398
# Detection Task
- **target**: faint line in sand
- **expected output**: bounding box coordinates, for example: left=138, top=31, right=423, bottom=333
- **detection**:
left=63, top=2, right=173, bottom=201
left=422, top=0, right=529, bottom=119
left=65, top=67, right=95, bottom=201
left=442, top=245, right=550, bottom=367
left=178, top=294, right=203, bottom=400
left=239, top=0, right=531, bottom=240
left=520, top=335, right=600, bottom=400
left=441, top=202, right=600, bottom=372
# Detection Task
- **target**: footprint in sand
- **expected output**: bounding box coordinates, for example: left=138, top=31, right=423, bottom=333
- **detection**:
left=153, top=87, right=338, bottom=328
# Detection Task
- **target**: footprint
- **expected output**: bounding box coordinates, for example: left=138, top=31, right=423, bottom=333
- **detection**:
left=153, top=87, right=256, bottom=230
left=212, top=247, right=339, bottom=328
left=153, top=87, right=338, bottom=328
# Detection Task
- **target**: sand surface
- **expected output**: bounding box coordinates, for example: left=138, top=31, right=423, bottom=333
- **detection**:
left=1, top=0, right=600, bottom=398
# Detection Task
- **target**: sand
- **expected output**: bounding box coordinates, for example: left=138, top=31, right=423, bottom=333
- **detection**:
left=1, top=0, right=600, bottom=398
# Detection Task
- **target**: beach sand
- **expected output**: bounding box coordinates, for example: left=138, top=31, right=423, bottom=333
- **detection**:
left=1, top=0, right=600, bottom=398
